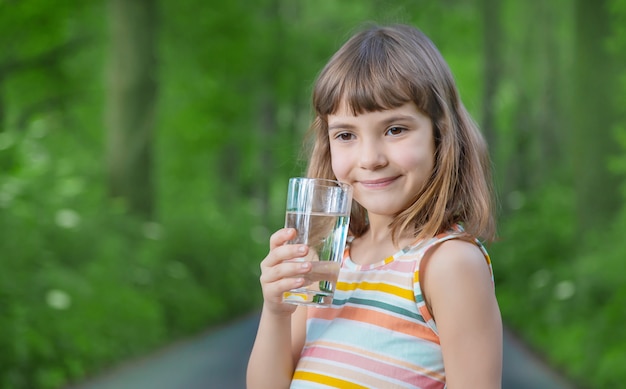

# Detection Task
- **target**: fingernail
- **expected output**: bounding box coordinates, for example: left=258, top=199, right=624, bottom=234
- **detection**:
left=301, top=262, right=310, bottom=269
left=297, top=246, right=306, bottom=253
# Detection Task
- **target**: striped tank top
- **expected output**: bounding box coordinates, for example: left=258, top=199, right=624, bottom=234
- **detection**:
left=291, top=228, right=493, bottom=389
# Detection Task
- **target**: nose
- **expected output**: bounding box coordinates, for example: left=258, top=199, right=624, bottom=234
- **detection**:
left=359, top=139, right=388, bottom=170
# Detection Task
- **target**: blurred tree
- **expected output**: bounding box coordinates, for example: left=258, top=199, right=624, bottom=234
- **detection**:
left=0, top=0, right=89, bottom=174
left=252, top=0, right=287, bottom=224
left=572, top=0, right=621, bottom=233
left=480, top=0, right=502, bottom=151
left=490, top=0, right=575, bottom=211
left=530, top=0, right=571, bottom=182
left=105, top=0, right=158, bottom=218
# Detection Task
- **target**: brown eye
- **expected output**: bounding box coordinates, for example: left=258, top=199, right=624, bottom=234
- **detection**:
left=386, top=126, right=406, bottom=136
left=336, top=132, right=355, bottom=141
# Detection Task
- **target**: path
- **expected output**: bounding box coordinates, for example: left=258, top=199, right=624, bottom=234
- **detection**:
left=67, top=312, right=578, bottom=389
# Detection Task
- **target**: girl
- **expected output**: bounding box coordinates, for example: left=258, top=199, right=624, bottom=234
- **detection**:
left=247, top=24, right=502, bottom=389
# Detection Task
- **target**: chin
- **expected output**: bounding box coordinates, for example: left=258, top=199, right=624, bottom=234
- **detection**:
left=361, top=204, right=403, bottom=217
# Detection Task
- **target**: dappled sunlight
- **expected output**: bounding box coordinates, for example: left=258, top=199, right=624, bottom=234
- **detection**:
left=141, top=221, right=163, bottom=240
left=54, top=209, right=81, bottom=229
left=45, top=289, right=72, bottom=310
left=553, top=280, right=576, bottom=301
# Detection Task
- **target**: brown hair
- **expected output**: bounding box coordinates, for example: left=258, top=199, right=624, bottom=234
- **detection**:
left=305, top=24, right=495, bottom=243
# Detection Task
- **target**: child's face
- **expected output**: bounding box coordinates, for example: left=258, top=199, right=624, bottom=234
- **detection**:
left=328, top=101, right=435, bottom=219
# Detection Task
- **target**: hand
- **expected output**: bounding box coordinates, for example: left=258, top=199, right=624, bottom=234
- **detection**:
left=259, top=228, right=311, bottom=316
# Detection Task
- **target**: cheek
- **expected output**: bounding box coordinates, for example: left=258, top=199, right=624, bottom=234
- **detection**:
left=397, top=145, right=435, bottom=176
left=330, top=146, right=350, bottom=180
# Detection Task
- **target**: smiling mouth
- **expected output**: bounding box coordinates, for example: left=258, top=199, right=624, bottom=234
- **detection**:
left=359, top=176, right=399, bottom=188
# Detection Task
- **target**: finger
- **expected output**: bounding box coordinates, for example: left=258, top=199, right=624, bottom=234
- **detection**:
left=263, top=276, right=307, bottom=302
left=269, top=228, right=297, bottom=249
left=261, top=243, right=309, bottom=268
left=260, top=259, right=311, bottom=284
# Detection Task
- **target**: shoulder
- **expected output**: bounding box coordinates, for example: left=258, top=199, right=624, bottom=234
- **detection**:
left=423, top=238, right=491, bottom=283
left=421, top=238, right=495, bottom=318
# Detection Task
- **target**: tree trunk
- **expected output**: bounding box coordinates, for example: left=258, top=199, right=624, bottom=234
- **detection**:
left=0, top=76, right=4, bottom=132
left=572, top=0, right=621, bottom=232
left=254, top=0, right=282, bottom=224
left=105, top=0, right=158, bottom=218
left=480, top=0, right=501, bottom=152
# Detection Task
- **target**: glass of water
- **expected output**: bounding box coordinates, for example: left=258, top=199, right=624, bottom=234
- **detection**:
left=282, top=177, right=352, bottom=307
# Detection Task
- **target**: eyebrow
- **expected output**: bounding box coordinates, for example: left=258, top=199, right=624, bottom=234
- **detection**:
left=328, top=122, right=357, bottom=132
left=328, top=114, right=418, bottom=132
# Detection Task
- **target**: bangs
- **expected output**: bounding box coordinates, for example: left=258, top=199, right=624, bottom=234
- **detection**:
left=313, top=29, right=433, bottom=118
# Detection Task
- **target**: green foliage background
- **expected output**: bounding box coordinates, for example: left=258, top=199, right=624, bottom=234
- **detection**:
left=0, top=0, right=624, bottom=388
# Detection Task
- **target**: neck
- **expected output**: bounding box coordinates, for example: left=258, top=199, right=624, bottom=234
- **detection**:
left=364, top=214, right=413, bottom=249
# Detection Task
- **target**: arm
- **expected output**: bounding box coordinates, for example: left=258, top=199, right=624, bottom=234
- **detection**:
left=246, top=228, right=311, bottom=389
left=422, top=240, right=503, bottom=389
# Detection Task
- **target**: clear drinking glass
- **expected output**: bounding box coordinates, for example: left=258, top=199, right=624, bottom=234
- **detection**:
left=282, top=177, right=352, bottom=307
